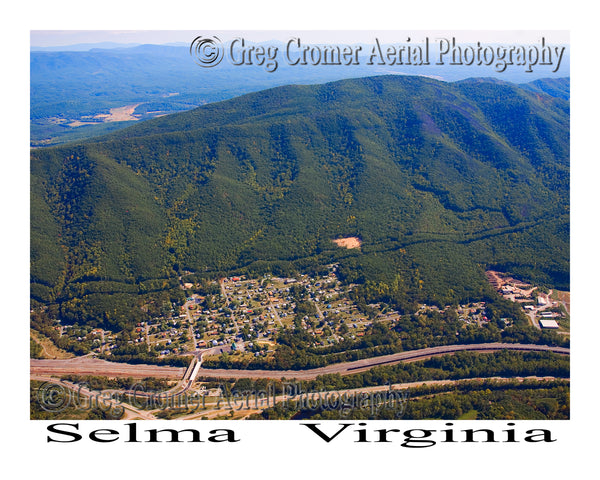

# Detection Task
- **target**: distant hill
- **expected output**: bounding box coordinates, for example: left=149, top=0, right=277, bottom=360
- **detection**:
left=30, top=42, right=143, bottom=51
left=30, top=44, right=378, bottom=146
left=30, top=42, right=570, bottom=147
left=520, top=77, right=570, bottom=100
left=31, top=75, right=569, bottom=330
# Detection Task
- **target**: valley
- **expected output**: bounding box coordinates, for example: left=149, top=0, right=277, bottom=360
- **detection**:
left=30, top=73, right=570, bottom=420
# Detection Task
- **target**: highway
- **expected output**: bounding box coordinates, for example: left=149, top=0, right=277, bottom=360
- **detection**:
left=177, top=375, right=564, bottom=420
left=31, top=342, right=569, bottom=381
left=193, top=342, right=569, bottom=379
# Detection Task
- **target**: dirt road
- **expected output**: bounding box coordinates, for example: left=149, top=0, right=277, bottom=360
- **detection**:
left=30, top=356, right=185, bottom=379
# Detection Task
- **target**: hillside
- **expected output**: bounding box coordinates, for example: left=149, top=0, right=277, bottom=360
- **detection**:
left=30, top=75, right=569, bottom=330
left=30, top=43, right=570, bottom=147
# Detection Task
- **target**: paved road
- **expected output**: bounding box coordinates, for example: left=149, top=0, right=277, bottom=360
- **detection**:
left=30, top=342, right=569, bottom=381
left=267, top=294, right=284, bottom=328
left=31, top=374, right=158, bottom=420
left=194, top=342, right=570, bottom=380
left=177, top=375, right=565, bottom=420
left=527, top=310, right=542, bottom=330
left=220, top=278, right=242, bottom=337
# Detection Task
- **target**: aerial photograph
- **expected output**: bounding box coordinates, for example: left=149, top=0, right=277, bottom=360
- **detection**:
left=30, top=30, right=570, bottom=422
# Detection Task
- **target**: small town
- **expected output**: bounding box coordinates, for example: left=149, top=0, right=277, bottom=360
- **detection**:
left=54, top=268, right=569, bottom=363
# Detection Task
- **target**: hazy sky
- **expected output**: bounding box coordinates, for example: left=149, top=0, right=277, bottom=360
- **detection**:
left=31, top=30, right=570, bottom=48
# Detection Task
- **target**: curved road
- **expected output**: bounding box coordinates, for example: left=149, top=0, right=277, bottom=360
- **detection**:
left=31, top=342, right=569, bottom=381
left=194, top=342, right=569, bottom=379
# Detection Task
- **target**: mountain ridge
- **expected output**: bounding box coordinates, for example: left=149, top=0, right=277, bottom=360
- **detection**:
left=30, top=40, right=570, bottom=146
left=31, top=74, right=569, bottom=329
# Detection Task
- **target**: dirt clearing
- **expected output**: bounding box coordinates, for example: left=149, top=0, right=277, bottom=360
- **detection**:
left=94, top=103, right=142, bottom=122
left=332, top=237, right=362, bottom=249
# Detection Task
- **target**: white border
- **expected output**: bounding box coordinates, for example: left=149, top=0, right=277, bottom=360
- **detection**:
left=7, top=0, right=597, bottom=477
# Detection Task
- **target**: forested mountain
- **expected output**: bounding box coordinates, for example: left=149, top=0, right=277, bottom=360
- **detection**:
left=30, top=75, right=569, bottom=330
left=520, top=77, right=570, bottom=101
left=30, top=43, right=570, bottom=146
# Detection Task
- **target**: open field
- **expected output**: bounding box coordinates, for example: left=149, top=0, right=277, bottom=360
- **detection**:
left=67, top=103, right=142, bottom=127
left=94, top=103, right=142, bottom=122
left=30, top=329, right=74, bottom=359
left=30, top=356, right=185, bottom=379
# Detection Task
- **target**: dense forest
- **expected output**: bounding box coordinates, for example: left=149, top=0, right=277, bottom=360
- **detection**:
left=249, top=379, right=570, bottom=420
left=31, top=44, right=568, bottom=147
left=31, top=75, right=569, bottom=334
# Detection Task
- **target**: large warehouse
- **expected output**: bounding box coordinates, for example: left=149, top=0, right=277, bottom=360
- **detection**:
left=539, top=319, right=559, bottom=329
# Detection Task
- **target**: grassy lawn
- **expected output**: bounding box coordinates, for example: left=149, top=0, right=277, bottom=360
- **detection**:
left=30, top=329, right=75, bottom=359
left=457, top=409, right=478, bottom=420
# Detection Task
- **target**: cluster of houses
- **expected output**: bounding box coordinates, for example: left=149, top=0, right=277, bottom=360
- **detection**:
left=84, top=268, right=566, bottom=360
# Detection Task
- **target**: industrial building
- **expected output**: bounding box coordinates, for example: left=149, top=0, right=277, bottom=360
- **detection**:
left=539, top=319, right=559, bottom=329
